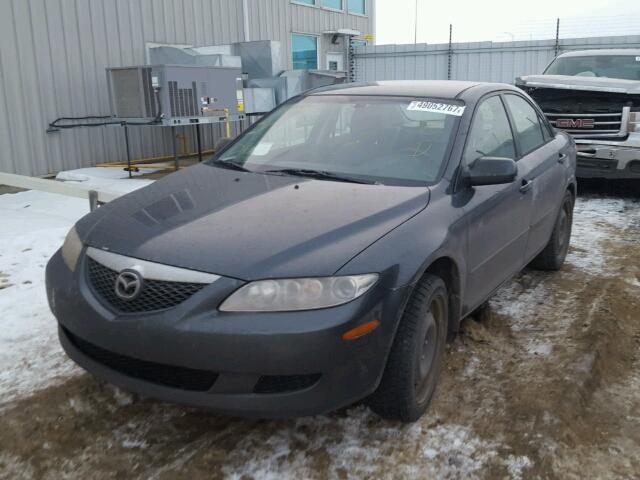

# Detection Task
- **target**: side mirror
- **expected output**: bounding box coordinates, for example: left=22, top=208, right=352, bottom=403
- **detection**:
left=214, top=137, right=234, bottom=152
left=465, top=156, right=517, bottom=186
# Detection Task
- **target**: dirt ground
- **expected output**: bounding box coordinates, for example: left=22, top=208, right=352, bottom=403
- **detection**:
left=0, top=181, right=639, bottom=479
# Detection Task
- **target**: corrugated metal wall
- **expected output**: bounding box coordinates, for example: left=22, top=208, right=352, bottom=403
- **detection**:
left=353, top=35, right=640, bottom=83
left=0, top=0, right=374, bottom=176
left=0, top=0, right=245, bottom=176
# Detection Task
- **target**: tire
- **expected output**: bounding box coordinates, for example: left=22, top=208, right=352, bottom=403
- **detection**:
left=531, top=190, right=574, bottom=271
left=367, top=274, right=448, bottom=422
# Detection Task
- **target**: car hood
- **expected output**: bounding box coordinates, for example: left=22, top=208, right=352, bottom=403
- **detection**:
left=516, top=74, right=640, bottom=95
left=76, top=164, right=430, bottom=280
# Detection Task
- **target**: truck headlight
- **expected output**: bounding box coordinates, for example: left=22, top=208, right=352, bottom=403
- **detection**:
left=629, top=112, right=639, bottom=132
left=61, top=226, right=83, bottom=272
left=219, top=274, right=379, bottom=312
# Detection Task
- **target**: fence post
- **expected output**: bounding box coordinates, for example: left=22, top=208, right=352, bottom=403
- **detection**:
left=447, top=24, right=453, bottom=80
left=554, top=18, right=560, bottom=57
left=348, top=37, right=355, bottom=82
left=414, top=0, right=418, bottom=44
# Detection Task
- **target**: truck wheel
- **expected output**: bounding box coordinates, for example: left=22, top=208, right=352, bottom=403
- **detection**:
left=531, top=190, right=574, bottom=271
left=367, top=274, right=448, bottom=422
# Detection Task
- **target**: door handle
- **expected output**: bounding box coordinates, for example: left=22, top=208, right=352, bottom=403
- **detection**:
left=558, top=153, right=567, bottom=164
left=519, top=179, right=533, bottom=193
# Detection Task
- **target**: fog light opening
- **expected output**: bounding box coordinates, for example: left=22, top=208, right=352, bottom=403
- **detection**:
left=342, top=319, right=381, bottom=341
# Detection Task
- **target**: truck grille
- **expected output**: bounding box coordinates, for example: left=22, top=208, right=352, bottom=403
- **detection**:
left=545, top=108, right=629, bottom=139
left=87, top=257, right=206, bottom=313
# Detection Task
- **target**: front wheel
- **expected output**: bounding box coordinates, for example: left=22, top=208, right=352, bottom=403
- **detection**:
left=367, top=274, right=448, bottom=422
left=531, top=190, right=574, bottom=271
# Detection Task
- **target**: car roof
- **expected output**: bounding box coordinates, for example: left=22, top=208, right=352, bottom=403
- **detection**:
left=557, top=49, right=640, bottom=57
left=309, top=80, right=519, bottom=100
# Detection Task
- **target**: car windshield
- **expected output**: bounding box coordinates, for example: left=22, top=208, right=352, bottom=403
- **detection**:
left=544, top=55, right=640, bottom=81
left=208, top=95, right=462, bottom=185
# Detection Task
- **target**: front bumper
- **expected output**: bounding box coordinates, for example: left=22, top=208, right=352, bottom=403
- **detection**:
left=576, top=137, right=640, bottom=179
left=46, top=249, right=409, bottom=417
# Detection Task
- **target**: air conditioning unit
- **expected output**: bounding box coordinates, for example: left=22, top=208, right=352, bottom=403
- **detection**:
left=106, top=65, right=245, bottom=125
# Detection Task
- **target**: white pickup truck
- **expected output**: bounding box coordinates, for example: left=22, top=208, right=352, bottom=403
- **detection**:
left=517, top=49, right=640, bottom=180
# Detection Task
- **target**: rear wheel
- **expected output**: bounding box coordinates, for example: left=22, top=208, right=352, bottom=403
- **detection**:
left=531, top=190, right=574, bottom=271
left=367, top=274, right=448, bottom=422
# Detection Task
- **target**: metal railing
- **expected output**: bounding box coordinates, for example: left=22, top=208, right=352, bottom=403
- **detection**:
left=0, top=172, right=122, bottom=210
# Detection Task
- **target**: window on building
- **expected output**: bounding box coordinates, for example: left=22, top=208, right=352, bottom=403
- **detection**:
left=292, top=0, right=316, bottom=5
left=322, top=0, right=343, bottom=10
left=351, top=39, right=367, bottom=48
left=348, top=0, right=365, bottom=14
left=292, top=34, right=318, bottom=70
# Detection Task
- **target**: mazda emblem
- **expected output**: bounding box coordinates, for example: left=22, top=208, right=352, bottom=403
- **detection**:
left=114, top=269, right=143, bottom=300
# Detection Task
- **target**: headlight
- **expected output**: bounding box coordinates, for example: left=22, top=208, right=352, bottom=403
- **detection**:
left=219, top=274, right=379, bottom=312
left=61, top=226, right=83, bottom=272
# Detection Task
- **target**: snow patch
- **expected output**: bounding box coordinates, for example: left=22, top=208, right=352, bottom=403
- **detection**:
left=626, top=276, right=640, bottom=288
left=55, top=167, right=155, bottom=195
left=567, top=197, right=640, bottom=275
left=121, top=438, right=149, bottom=449
left=490, top=276, right=550, bottom=329
left=0, top=169, right=155, bottom=407
left=526, top=341, right=552, bottom=357
left=110, top=386, right=135, bottom=406
left=223, top=407, right=498, bottom=479
left=0, top=190, right=89, bottom=406
left=463, top=356, right=481, bottom=377
left=504, top=454, right=532, bottom=479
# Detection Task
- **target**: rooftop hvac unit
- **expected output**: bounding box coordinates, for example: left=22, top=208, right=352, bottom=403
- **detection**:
left=106, top=65, right=245, bottom=125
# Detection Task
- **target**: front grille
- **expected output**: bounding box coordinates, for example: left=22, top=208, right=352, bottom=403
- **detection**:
left=253, top=374, right=321, bottom=394
left=63, top=327, right=218, bottom=391
left=629, top=161, right=640, bottom=174
left=546, top=112, right=625, bottom=139
left=87, top=257, right=206, bottom=313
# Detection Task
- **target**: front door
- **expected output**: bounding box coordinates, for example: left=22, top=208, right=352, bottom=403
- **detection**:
left=460, top=94, right=535, bottom=312
left=326, top=53, right=345, bottom=71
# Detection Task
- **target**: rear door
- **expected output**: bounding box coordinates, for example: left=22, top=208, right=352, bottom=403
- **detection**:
left=461, top=94, right=534, bottom=311
left=502, top=94, right=568, bottom=262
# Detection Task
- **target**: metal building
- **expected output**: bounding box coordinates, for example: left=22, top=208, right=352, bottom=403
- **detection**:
left=0, top=0, right=375, bottom=176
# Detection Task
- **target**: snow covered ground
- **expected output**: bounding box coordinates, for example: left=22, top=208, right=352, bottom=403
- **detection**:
left=55, top=166, right=155, bottom=194
left=0, top=172, right=639, bottom=479
left=0, top=169, right=151, bottom=406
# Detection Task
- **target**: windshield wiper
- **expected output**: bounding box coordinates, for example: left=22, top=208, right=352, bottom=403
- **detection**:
left=264, top=168, right=374, bottom=184
left=212, top=159, right=250, bottom=172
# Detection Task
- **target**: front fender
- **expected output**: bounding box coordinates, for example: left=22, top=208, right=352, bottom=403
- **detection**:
left=336, top=183, right=468, bottom=335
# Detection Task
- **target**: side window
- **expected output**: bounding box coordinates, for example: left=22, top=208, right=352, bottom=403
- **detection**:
left=463, top=96, right=516, bottom=166
left=504, top=95, right=546, bottom=155
left=539, top=114, right=554, bottom=142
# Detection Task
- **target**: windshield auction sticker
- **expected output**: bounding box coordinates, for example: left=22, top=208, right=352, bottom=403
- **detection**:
left=407, top=101, right=466, bottom=116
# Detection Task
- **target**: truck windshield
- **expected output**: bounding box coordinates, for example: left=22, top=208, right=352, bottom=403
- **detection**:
left=208, top=95, right=462, bottom=186
left=544, top=55, right=640, bottom=81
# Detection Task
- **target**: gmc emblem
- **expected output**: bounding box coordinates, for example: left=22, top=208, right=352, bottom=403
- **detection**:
left=555, top=118, right=595, bottom=129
